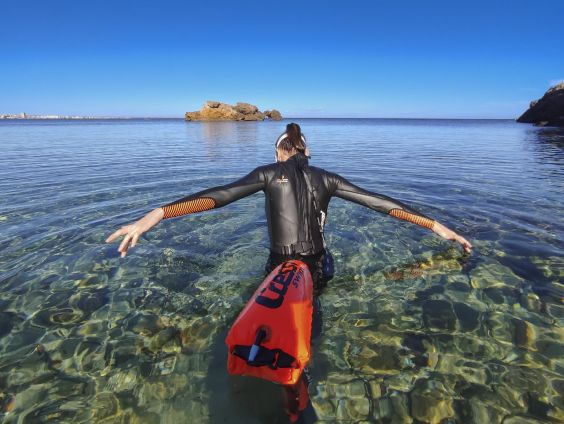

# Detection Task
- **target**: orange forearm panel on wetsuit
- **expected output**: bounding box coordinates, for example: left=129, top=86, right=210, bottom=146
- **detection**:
left=162, top=197, right=216, bottom=219
left=388, top=208, right=435, bottom=230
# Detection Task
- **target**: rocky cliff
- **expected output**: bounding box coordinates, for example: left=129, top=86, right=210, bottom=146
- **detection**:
left=185, top=101, right=282, bottom=121
left=517, top=83, right=564, bottom=127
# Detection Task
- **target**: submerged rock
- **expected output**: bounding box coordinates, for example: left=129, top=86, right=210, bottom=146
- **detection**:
left=517, top=82, right=564, bottom=127
left=345, top=343, right=402, bottom=374
left=185, top=101, right=282, bottom=121
left=410, top=380, right=455, bottom=423
left=512, top=318, right=538, bottom=351
left=470, top=262, right=523, bottom=289
left=453, top=302, right=480, bottom=332
left=422, top=299, right=456, bottom=331
left=0, top=312, right=19, bottom=338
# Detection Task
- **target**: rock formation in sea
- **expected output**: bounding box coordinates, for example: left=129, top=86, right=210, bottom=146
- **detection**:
left=185, top=101, right=282, bottom=121
left=517, top=82, right=564, bottom=127
left=264, top=109, right=283, bottom=120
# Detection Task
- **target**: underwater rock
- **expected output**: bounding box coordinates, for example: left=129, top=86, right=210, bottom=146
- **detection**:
left=126, top=312, right=162, bottom=336
left=152, top=355, right=177, bottom=376
left=101, top=342, right=136, bottom=373
left=137, top=374, right=188, bottom=403
left=90, top=392, right=120, bottom=421
left=524, top=392, right=554, bottom=421
left=0, top=393, right=16, bottom=414
left=453, top=302, right=480, bottom=332
left=503, top=417, right=546, bottom=424
left=345, top=344, right=402, bottom=375
left=449, top=280, right=472, bottom=293
left=31, top=308, right=84, bottom=328
left=369, top=379, right=383, bottom=398
left=385, top=373, right=420, bottom=393
left=520, top=292, right=542, bottom=313
left=77, top=320, right=106, bottom=336
left=422, top=299, right=456, bottom=331
left=470, top=262, right=523, bottom=289
left=486, top=311, right=515, bottom=347
left=311, top=398, right=335, bottom=420
left=372, top=397, right=394, bottom=421
left=70, top=287, right=109, bottom=315
left=147, top=327, right=180, bottom=352
left=466, top=399, right=504, bottom=423
left=75, top=273, right=107, bottom=288
left=483, top=287, right=505, bottom=304
left=105, top=369, right=138, bottom=393
left=335, top=380, right=367, bottom=398
left=389, top=391, right=411, bottom=422
left=545, top=304, right=564, bottom=327
left=415, top=284, right=445, bottom=300
left=512, top=318, right=537, bottom=351
left=0, top=312, right=18, bottom=338
left=402, top=332, right=433, bottom=354
left=437, top=357, right=489, bottom=386
left=534, top=340, right=564, bottom=360
left=21, top=399, right=87, bottom=422
left=410, top=386, right=455, bottom=423
left=180, top=317, right=218, bottom=352
left=371, top=392, right=412, bottom=423
left=335, top=398, right=370, bottom=421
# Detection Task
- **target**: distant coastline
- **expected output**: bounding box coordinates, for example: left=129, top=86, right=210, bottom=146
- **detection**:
left=0, top=113, right=153, bottom=120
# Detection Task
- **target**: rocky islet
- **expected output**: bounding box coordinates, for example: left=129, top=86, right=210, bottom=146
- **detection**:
left=185, top=101, right=282, bottom=121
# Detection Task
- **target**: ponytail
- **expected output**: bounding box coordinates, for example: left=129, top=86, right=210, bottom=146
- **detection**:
left=275, top=123, right=309, bottom=157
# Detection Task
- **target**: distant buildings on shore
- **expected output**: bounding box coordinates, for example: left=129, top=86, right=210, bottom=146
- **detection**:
left=0, top=112, right=100, bottom=119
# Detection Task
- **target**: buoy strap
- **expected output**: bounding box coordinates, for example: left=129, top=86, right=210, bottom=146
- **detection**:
left=232, top=345, right=297, bottom=369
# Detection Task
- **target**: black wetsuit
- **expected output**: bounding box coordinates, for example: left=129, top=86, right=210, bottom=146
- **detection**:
left=162, top=152, right=434, bottom=261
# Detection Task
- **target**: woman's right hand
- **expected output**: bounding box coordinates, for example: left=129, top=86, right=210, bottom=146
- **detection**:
left=106, top=208, right=164, bottom=257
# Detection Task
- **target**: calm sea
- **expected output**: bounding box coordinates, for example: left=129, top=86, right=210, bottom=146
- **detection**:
left=0, top=119, right=562, bottom=423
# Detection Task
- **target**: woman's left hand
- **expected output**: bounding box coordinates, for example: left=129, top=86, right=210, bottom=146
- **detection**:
left=432, top=221, right=473, bottom=253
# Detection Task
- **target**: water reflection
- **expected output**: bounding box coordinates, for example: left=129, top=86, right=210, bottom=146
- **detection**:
left=525, top=126, right=564, bottom=168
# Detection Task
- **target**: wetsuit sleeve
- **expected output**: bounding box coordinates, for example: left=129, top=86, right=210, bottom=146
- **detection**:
left=329, top=173, right=435, bottom=230
left=161, top=167, right=267, bottom=219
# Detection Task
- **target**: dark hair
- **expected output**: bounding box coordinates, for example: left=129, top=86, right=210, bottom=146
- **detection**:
left=277, top=123, right=307, bottom=154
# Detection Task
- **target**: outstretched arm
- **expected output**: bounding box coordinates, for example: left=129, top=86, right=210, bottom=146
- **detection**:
left=106, top=167, right=267, bottom=257
left=330, top=173, right=472, bottom=253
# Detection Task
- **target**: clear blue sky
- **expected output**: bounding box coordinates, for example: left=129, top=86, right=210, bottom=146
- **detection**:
left=2, top=0, right=563, bottom=118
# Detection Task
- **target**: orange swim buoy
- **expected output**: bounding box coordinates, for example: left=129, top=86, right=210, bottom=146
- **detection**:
left=225, top=260, right=313, bottom=385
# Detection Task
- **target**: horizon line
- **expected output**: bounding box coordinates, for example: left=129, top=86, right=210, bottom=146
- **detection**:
left=0, top=115, right=518, bottom=121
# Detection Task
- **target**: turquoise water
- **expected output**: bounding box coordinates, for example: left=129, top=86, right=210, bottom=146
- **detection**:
left=0, top=119, right=562, bottom=423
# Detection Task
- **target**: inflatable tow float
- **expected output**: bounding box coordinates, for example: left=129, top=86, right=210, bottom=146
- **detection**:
left=225, top=260, right=313, bottom=385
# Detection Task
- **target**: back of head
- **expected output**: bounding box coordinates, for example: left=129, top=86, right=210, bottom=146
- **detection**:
left=276, top=123, right=309, bottom=157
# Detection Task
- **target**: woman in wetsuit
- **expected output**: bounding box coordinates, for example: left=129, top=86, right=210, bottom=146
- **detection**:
left=106, top=122, right=472, bottom=422
left=106, top=123, right=471, bottom=260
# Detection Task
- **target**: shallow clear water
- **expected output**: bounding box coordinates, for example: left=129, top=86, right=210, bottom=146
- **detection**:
left=0, top=118, right=562, bottom=423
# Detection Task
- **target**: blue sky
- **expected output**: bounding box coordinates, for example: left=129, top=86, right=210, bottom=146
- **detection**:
left=1, top=0, right=563, bottom=118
